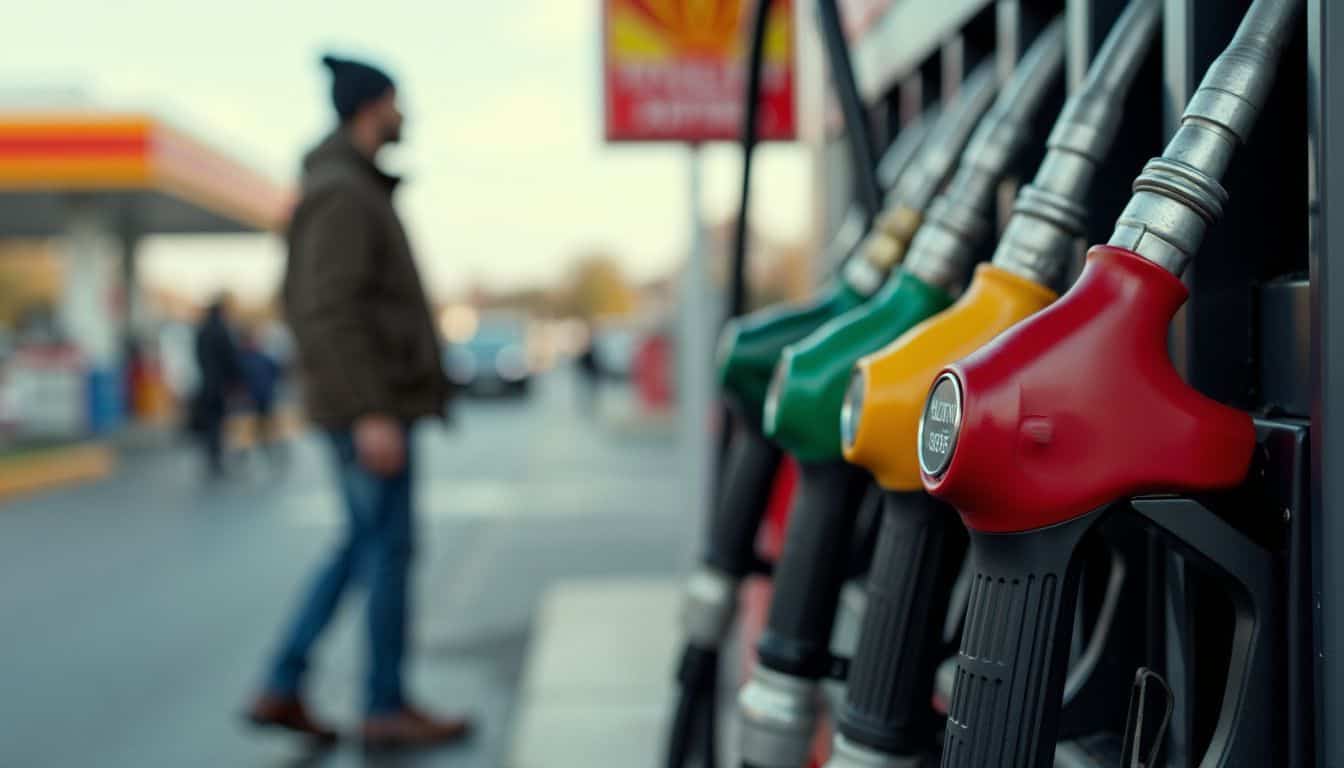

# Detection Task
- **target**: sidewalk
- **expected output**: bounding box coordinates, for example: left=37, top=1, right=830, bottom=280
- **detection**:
left=507, top=578, right=683, bottom=767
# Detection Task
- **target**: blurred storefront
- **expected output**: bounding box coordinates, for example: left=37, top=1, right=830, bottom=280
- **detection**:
left=0, top=112, right=289, bottom=450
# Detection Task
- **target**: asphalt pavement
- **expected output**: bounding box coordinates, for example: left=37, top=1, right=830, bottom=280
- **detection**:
left=0, top=372, right=694, bottom=767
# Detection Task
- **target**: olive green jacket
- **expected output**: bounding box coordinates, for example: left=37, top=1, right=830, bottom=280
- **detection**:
left=283, top=130, right=449, bottom=429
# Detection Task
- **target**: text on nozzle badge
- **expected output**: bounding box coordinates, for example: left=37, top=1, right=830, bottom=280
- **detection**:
left=919, top=373, right=962, bottom=477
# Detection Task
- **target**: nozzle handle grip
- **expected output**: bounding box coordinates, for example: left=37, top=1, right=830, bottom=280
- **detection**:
left=839, top=492, right=967, bottom=756
left=941, top=510, right=1101, bottom=768
left=757, top=461, right=870, bottom=677
left=705, top=427, right=783, bottom=578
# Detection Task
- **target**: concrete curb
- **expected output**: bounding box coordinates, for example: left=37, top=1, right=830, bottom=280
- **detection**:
left=0, top=442, right=115, bottom=503
left=506, top=578, right=682, bottom=768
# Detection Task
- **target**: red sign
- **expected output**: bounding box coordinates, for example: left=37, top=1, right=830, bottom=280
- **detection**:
left=603, top=0, right=796, bottom=143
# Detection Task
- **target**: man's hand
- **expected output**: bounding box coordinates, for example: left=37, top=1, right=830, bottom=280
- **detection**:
left=354, top=414, right=406, bottom=476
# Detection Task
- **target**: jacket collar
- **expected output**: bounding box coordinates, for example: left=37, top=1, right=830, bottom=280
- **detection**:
left=304, top=129, right=401, bottom=194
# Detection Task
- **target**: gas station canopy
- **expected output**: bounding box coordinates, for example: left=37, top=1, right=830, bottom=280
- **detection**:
left=0, top=112, right=291, bottom=237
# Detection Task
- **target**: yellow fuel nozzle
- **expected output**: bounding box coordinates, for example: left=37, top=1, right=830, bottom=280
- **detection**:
left=842, top=263, right=1057, bottom=491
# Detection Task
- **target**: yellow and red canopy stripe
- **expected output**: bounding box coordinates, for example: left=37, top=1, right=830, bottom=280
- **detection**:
left=0, top=113, right=292, bottom=232
left=0, top=115, right=153, bottom=188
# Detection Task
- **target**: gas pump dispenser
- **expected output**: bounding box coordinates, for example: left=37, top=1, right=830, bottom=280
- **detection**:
left=829, top=2, right=1161, bottom=766
left=670, top=19, right=999, bottom=768
left=918, top=1, right=1300, bottom=766
left=737, top=20, right=1067, bottom=768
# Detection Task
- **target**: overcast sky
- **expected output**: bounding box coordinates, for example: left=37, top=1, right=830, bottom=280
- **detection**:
left=4, top=0, right=816, bottom=302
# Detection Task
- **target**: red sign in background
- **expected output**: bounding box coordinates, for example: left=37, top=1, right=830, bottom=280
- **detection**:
left=603, top=0, right=796, bottom=143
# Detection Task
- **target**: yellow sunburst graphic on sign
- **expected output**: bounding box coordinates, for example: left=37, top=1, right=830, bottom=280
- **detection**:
left=609, top=0, right=749, bottom=60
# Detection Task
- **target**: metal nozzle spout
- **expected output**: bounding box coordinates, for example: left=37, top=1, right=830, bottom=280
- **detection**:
left=993, top=0, right=1163, bottom=287
left=904, top=17, right=1068, bottom=293
left=842, top=63, right=999, bottom=297
left=825, top=206, right=871, bottom=270
left=839, top=108, right=940, bottom=296
left=877, top=105, right=938, bottom=196
left=1108, top=0, right=1303, bottom=276
left=889, top=59, right=999, bottom=217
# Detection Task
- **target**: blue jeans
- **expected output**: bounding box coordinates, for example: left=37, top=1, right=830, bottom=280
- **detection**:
left=265, top=428, right=414, bottom=715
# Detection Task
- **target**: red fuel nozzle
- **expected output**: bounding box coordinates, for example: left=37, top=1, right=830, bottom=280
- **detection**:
left=921, top=246, right=1255, bottom=533
left=922, top=247, right=1257, bottom=768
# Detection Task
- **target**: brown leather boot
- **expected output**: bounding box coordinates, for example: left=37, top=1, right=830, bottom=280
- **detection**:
left=244, top=693, right=339, bottom=744
left=361, top=705, right=472, bottom=749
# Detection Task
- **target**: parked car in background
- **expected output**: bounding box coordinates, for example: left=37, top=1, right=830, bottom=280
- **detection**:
left=444, top=314, right=532, bottom=397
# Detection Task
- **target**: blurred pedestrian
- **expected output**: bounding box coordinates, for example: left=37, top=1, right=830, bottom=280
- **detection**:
left=239, top=328, right=287, bottom=469
left=575, top=329, right=602, bottom=412
left=191, top=295, right=242, bottom=479
left=245, top=53, right=467, bottom=749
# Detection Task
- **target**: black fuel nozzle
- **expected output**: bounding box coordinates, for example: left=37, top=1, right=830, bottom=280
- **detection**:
left=737, top=460, right=872, bottom=768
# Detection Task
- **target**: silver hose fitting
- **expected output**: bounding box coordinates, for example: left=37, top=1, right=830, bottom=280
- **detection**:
left=833, top=207, right=880, bottom=292
left=1108, top=0, right=1302, bottom=276
left=823, top=734, right=923, bottom=768
left=738, top=667, right=819, bottom=768
left=680, top=565, right=737, bottom=650
left=994, top=0, right=1162, bottom=287
left=843, top=206, right=920, bottom=295
left=841, top=109, right=939, bottom=296
left=904, top=18, right=1067, bottom=293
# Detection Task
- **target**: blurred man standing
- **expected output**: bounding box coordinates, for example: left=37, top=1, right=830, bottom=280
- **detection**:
left=192, top=295, right=242, bottom=479
left=245, top=54, right=466, bottom=748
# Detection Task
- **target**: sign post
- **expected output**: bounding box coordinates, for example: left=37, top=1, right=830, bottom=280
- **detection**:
left=602, top=0, right=796, bottom=524
left=682, top=146, right=711, bottom=529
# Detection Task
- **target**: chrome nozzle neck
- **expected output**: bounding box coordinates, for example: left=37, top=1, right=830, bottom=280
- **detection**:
left=839, top=105, right=945, bottom=296
left=905, top=18, right=1067, bottom=293
left=1108, top=0, right=1302, bottom=276
left=876, top=106, right=938, bottom=197
left=992, top=0, right=1162, bottom=287
left=890, top=60, right=999, bottom=215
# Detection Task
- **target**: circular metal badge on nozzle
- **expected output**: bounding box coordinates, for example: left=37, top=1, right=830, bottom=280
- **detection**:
left=918, top=372, right=963, bottom=477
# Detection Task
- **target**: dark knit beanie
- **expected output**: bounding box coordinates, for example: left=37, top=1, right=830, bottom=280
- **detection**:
left=321, top=54, right=395, bottom=120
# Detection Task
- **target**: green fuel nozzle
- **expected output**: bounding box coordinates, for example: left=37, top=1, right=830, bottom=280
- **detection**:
left=718, top=282, right=867, bottom=427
